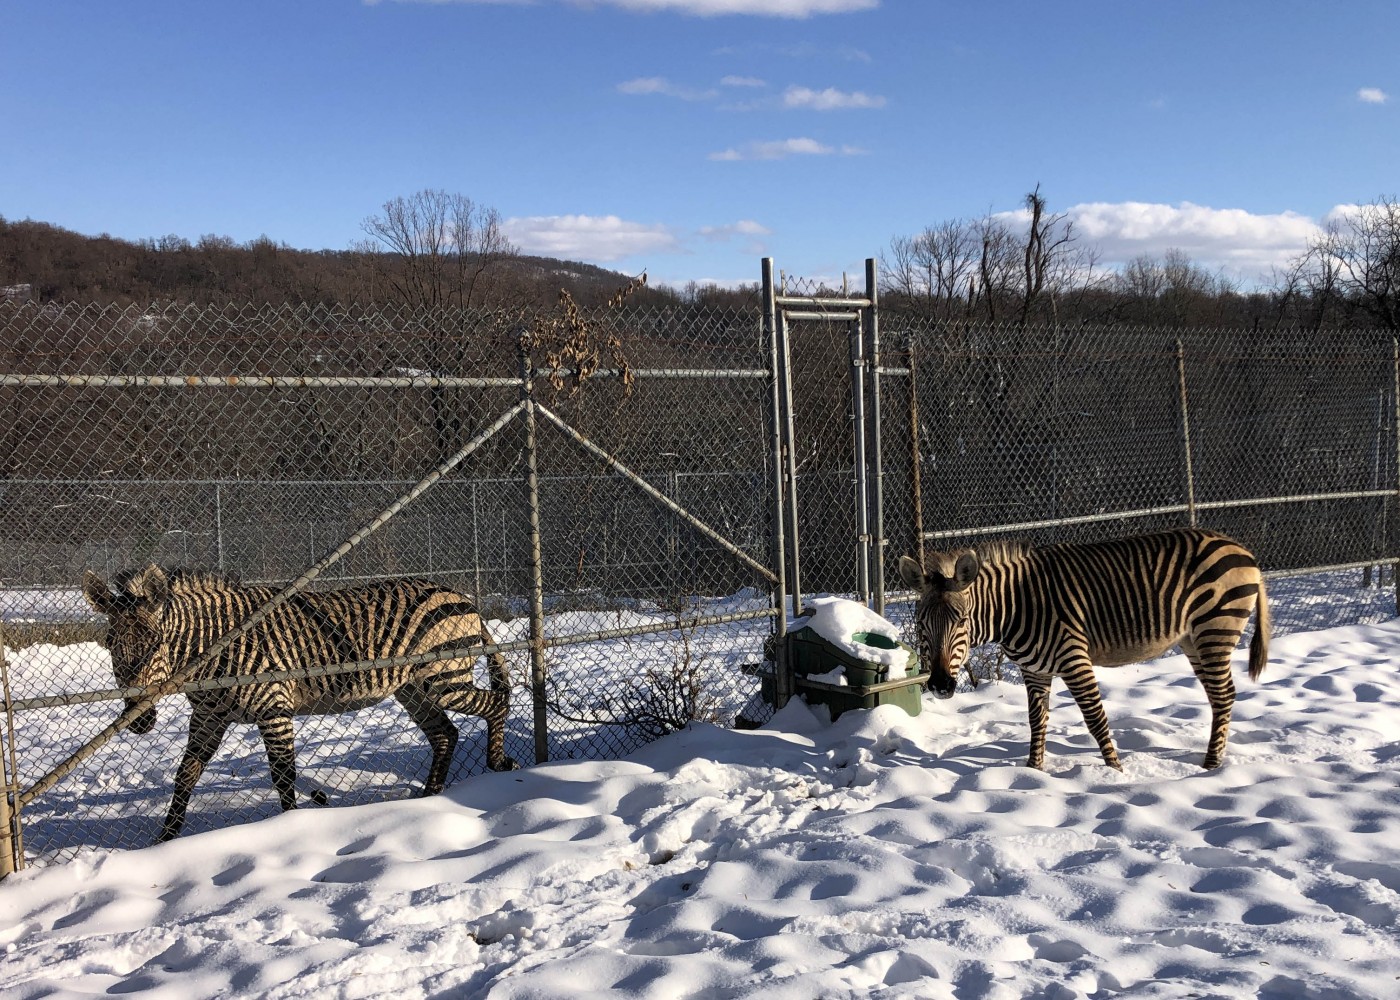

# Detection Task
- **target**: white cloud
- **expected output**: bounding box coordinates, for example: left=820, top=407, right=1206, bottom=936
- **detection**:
left=782, top=85, right=885, bottom=110
left=370, top=0, right=879, bottom=15
left=617, top=77, right=717, bottom=101
left=720, top=75, right=767, bottom=88
left=993, top=201, right=1323, bottom=281
left=502, top=214, right=682, bottom=261
left=1358, top=87, right=1389, bottom=104
left=698, top=219, right=771, bottom=254
left=708, top=136, right=866, bottom=160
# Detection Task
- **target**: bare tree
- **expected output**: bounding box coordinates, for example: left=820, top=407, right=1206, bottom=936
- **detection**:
left=361, top=189, right=518, bottom=310
left=972, top=212, right=1021, bottom=322
left=1017, top=185, right=1100, bottom=325
left=1286, top=196, right=1400, bottom=330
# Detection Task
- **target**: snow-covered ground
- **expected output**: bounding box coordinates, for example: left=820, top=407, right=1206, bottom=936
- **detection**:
left=4, top=605, right=1400, bottom=997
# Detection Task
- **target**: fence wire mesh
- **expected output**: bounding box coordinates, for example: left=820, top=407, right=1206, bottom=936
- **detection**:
left=3, top=295, right=1398, bottom=871
left=881, top=317, right=1400, bottom=683
left=1, top=300, right=777, bottom=866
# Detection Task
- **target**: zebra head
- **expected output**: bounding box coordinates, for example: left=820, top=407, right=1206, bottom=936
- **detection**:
left=898, top=551, right=980, bottom=699
left=82, top=565, right=174, bottom=734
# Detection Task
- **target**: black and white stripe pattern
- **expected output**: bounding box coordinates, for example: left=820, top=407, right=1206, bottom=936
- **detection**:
left=899, top=528, right=1270, bottom=771
left=83, top=565, right=516, bottom=841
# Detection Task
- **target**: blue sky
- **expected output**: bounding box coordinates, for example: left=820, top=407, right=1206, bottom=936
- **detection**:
left=3, top=0, right=1397, bottom=291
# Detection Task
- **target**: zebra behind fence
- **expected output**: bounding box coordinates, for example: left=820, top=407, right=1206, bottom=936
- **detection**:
left=898, top=527, right=1270, bottom=771
left=82, top=565, right=518, bottom=842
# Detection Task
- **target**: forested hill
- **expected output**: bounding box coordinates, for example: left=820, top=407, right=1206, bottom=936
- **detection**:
left=0, top=216, right=692, bottom=310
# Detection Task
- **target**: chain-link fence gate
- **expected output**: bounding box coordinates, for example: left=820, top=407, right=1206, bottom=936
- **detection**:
left=1, top=299, right=784, bottom=870
left=5, top=276, right=1400, bottom=875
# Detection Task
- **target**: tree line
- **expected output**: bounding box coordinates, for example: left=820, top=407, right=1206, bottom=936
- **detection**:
left=0, top=190, right=707, bottom=312
left=882, top=189, right=1400, bottom=331
left=7, top=186, right=1398, bottom=331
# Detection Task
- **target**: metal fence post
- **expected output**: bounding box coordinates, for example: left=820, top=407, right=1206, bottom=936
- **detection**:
left=519, top=338, right=550, bottom=765
left=762, top=258, right=794, bottom=709
left=907, top=332, right=925, bottom=571
left=1, top=620, right=23, bottom=876
left=214, top=482, right=224, bottom=574
left=1176, top=338, right=1198, bottom=527
left=1392, top=337, right=1399, bottom=615
left=850, top=314, right=871, bottom=604
left=865, top=258, right=887, bottom=615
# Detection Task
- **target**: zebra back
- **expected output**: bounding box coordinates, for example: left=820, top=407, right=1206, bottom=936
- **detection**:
left=971, top=528, right=1265, bottom=668
left=156, top=572, right=505, bottom=709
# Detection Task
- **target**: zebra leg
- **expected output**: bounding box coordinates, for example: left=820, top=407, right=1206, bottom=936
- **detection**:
left=257, top=716, right=301, bottom=812
left=1182, top=636, right=1238, bottom=769
left=438, top=685, right=518, bottom=773
left=1023, top=672, right=1053, bottom=770
left=1062, top=661, right=1123, bottom=771
left=395, top=687, right=460, bottom=796
left=159, top=712, right=230, bottom=842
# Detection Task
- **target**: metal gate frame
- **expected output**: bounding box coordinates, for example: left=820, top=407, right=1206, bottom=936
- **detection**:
left=761, top=257, right=886, bottom=710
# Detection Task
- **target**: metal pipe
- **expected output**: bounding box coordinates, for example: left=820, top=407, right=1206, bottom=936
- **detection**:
left=782, top=311, right=861, bottom=322
left=0, top=369, right=767, bottom=390
left=0, top=616, right=23, bottom=874
left=762, top=258, right=793, bottom=711
left=907, top=334, right=925, bottom=571
left=773, top=295, right=874, bottom=310
left=779, top=312, right=803, bottom=618
left=1177, top=338, right=1198, bottom=527
left=1393, top=337, right=1399, bottom=615
left=922, top=488, right=1398, bottom=542
left=865, top=258, right=888, bottom=615
left=9, top=607, right=780, bottom=716
left=850, top=315, right=871, bottom=603
left=519, top=346, right=550, bottom=767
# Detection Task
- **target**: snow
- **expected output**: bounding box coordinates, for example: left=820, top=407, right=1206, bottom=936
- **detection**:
left=791, top=595, right=912, bottom=681
left=6, top=615, right=1400, bottom=998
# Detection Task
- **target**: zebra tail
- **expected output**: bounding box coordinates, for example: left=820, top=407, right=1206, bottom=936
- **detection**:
left=1248, top=576, right=1271, bottom=682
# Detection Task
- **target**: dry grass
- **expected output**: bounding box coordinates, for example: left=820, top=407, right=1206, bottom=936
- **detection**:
left=2, top=621, right=104, bottom=651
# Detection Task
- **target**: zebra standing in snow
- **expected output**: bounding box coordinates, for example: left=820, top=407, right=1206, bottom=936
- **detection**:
left=83, top=565, right=517, bottom=841
left=898, top=527, right=1270, bottom=771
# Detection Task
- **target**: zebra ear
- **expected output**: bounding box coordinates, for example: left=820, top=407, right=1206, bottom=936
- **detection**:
left=897, top=555, right=927, bottom=591
left=82, top=570, right=118, bottom=614
left=949, top=552, right=980, bottom=591
left=129, top=564, right=170, bottom=604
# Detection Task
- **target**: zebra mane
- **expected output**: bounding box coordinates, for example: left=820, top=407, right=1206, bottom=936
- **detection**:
left=971, top=538, right=1033, bottom=569
left=165, top=567, right=241, bottom=594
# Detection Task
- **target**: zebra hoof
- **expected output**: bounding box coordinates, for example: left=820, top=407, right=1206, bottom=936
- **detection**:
left=310, top=789, right=330, bottom=806
left=491, top=756, right=520, bottom=772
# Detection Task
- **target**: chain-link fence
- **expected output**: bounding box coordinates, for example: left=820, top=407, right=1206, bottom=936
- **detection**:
left=1, top=299, right=781, bottom=867
left=880, top=316, right=1400, bottom=679
left=4, top=290, right=1399, bottom=872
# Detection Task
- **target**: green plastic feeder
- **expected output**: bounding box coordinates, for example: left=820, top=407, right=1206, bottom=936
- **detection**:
left=787, top=625, right=927, bottom=720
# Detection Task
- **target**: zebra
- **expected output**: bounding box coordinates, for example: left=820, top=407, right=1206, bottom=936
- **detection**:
left=898, top=527, right=1270, bottom=771
left=82, top=564, right=518, bottom=841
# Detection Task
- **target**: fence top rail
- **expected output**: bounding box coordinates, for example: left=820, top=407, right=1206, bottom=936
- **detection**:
left=0, top=367, right=768, bottom=390
left=5, top=606, right=779, bottom=716
left=923, top=488, right=1396, bottom=542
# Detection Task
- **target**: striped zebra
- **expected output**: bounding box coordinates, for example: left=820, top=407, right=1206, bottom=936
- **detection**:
left=898, top=528, right=1270, bottom=771
left=82, top=565, right=517, bottom=842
